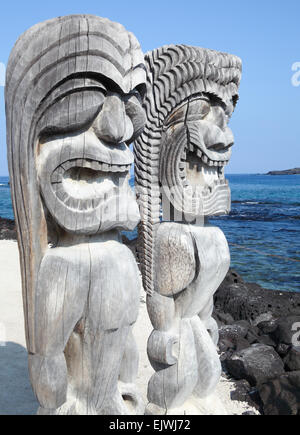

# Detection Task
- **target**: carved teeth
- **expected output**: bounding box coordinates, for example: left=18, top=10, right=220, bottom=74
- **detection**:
left=51, top=159, right=131, bottom=184
left=56, top=188, right=68, bottom=202
left=180, top=148, right=230, bottom=200
left=110, top=165, right=122, bottom=173
left=78, top=199, right=90, bottom=210
left=61, top=161, right=74, bottom=171
left=85, top=199, right=94, bottom=209
left=93, top=198, right=102, bottom=208
left=50, top=158, right=131, bottom=208
left=64, top=196, right=78, bottom=209
left=75, top=158, right=84, bottom=167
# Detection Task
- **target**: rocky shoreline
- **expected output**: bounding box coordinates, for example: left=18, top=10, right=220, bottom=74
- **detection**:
left=1, top=218, right=299, bottom=415
left=214, top=270, right=300, bottom=415
left=0, top=217, right=16, bottom=241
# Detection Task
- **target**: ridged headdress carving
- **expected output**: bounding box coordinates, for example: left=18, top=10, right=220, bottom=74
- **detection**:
left=134, top=45, right=242, bottom=295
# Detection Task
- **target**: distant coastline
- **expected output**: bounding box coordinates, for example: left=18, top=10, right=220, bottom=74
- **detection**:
left=266, top=167, right=300, bottom=175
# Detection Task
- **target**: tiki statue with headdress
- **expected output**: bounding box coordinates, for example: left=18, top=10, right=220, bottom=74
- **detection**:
left=6, top=15, right=146, bottom=415
left=134, top=45, right=242, bottom=414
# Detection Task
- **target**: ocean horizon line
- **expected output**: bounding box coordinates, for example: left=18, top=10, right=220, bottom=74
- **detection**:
left=1, top=172, right=299, bottom=179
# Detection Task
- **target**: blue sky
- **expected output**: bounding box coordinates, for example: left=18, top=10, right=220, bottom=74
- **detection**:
left=0, top=0, right=299, bottom=175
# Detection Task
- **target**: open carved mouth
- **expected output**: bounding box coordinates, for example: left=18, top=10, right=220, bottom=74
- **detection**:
left=179, top=143, right=228, bottom=197
left=51, top=158, right=131, bottom=209
left=173, top=120, right=233, bottom=199
left=160, top=121, right=232, bottom=217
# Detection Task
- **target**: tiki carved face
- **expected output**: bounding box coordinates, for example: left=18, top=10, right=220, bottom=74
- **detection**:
left=28, top=17, right=147, bottom=235
left=160, top=93, right=234, bottom=218
left=37, top=82, right=145, bottom=234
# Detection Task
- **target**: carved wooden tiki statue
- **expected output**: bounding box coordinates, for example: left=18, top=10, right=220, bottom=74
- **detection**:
left=6, top=15, right=146, bottom=415
left=134, top=45, right=242, bottom=414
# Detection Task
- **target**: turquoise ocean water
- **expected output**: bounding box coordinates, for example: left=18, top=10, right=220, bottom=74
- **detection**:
left=0, top=174, right=299, bottom=293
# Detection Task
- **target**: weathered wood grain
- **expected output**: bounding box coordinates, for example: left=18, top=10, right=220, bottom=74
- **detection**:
left=6, top=14, right=146, bottom=415
left=134, top=45, right=242, bottom=414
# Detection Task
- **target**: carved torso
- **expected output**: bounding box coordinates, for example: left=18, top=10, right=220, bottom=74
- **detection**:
left=33, top=235, right=142, bottom=414
left=154, top=223, right=229, bottom=311
left=36, top=237, right=140, bottom=338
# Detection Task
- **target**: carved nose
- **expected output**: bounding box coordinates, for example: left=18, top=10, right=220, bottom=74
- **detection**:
left=94, top=95, right=126, bottom=144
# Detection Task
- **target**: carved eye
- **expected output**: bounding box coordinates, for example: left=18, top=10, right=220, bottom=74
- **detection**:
left=164, top=106, right=187, bottom=127
left=124, top=92, right=146, bottom=143
left=164, top=98, right=211, bottom=128
left=128, top=88, right=143, bottom=104
left=186, top=99, right=211, bottom=121
left=125, top=92, right=141, bottom=107
left=38, top=90, right=105, bottom=137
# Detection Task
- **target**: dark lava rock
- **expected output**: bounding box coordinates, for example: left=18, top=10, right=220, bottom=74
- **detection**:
left=234, top=320, right=250, bottom=334
left=235, top=338, right=251, bottom=352
left=226, top=344, right=285, bottom=387
left=219, top=338, right=235, bottom=354
left=214, top=270, right=300, bottom=322
left=245, top=327, right=260, bottom=345
left=219, top=323, right=249, bottom=341
left=221, top=269, right=244, bottom=286
left=258, top=371, right=300, bottom=415
left=0, top=217, right=16, bottom=240
left=276, top=343, right=291, bottom=357
left=253, top=312, right=275, bottom=327
left=213, top=310, right=234, bottom=327
left=230, top=379, right=261, bottom=411
left=218, top=324, right=250, bottom=355
left=231, top=379, right=250, bottom=400
left=257, top=334, right=277, bottom=348
left=256, top=319, right=279, bottom=335
left=242, top=411, right=257, bottom=415
left=284, top=347, right=300, bottom=371
left=271, top=316, right=300, bottom=345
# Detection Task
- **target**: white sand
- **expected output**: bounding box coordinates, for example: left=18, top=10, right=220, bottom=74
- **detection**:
left=0, top=240, right=258, bottom=415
